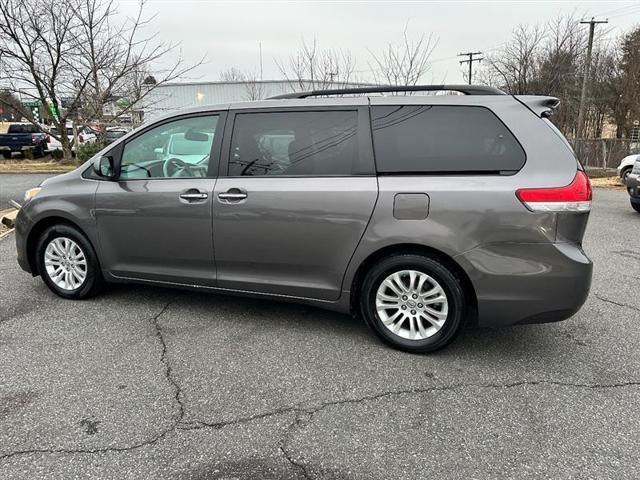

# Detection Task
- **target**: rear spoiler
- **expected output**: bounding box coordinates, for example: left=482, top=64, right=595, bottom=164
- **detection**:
left=513, top=95, right=560, bottom=119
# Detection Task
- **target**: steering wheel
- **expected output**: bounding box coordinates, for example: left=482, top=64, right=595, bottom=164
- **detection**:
left=162, top=157, right=193, bottom=178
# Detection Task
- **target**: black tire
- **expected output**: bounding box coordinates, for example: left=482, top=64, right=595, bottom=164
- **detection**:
left=34, top=144, right=45, bottom=158
left=36, top=224, right=103, bottom=299
left=632, top=201, right=640, bottom=213
left=359, top=254, right=466, bottom=353
left=1, top=151, right=11, bottom=159
left=621, top=167, right=632, bottom=183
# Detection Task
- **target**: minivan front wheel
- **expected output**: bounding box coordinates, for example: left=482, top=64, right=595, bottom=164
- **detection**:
left=360, top=254, right=466, bottom=353
left=36, top=224, right=102, bottom=299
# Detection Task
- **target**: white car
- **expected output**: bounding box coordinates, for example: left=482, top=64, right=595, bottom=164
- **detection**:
left=46, top=125, right=97, bottom=152
left=617, top=154, right=640, bottom=182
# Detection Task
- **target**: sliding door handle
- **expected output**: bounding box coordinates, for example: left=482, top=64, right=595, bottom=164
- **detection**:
left=218, top=188, right=248, bottom=203
left=218, top=192, right=247, bottom=200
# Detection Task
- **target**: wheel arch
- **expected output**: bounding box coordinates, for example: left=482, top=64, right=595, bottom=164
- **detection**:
left=26, top=216, right=93, bottom=275
left=621, top=165, right=633, bottom=178
left=349, top=243, right=478, bottom=321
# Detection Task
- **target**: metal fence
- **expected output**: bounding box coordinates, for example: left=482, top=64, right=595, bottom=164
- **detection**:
left=569, top=139, right=639, bottom=169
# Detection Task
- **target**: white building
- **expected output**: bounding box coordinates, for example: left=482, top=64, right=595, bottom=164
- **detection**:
left=140, top=80, right=372, bottom=122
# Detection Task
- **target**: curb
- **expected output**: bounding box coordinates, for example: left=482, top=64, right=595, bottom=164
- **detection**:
left=1, top=208, right=18, bottom=228
left=0, top=227, right=14, bottom=240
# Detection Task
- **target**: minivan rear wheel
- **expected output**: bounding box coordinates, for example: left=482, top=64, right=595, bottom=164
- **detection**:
left=360, top=254, right=466, bottom=353
left=36, top=224, right=102, bottom=299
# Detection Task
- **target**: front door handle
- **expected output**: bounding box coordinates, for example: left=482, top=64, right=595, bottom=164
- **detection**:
left=179, top=189, right=208, bottom=202
left=218, top=188, right=247, bottom=202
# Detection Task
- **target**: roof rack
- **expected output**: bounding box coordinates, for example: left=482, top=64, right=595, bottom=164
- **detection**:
left=268, top=84, right=506, bottom=99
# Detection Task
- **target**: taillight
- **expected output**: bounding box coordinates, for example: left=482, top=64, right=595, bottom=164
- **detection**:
left=45, top=134, right=50, bottom=143
left=78, top=133, right=84, bottom=143
left=31, top=135, right=37, bottom=145
left=516, top=171, right=592, bottom=212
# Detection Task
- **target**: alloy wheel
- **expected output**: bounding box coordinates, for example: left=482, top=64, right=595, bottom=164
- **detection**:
left=44, top=237, right=88, bottom=290
left=375, top=270, right=449, bottom=340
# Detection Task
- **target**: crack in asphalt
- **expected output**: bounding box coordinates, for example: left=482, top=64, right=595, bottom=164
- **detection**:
left=3, top=378, right=639, bottom=463
left=2, top=299, right=639, bottom=465
left=176, top=377, right=640, bottom=436
left=594, top=293, right=640, bottom=312
left=278, top=412, right=313, bottom=480
left=0, top=301, right=181, bottom=462
left=149, top=301, right=185, bottom=424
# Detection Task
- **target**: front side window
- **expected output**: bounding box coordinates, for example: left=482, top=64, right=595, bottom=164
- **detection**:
left=371, top=105, right=525, bottom=173
left=228, top=110, right=359, bottom=176
left=120, top=115, right=219, bottom=180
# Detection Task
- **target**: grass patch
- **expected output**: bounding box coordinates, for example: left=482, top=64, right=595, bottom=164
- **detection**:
left=590, top=176, right=626, bottom=190
left=0, top=160, right=76, bottom=174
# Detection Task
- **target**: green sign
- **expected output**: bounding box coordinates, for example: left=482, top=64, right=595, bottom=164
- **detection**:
left=47, top=101, right=59, bottom=121
left=22, top=100, right=40, bottom=108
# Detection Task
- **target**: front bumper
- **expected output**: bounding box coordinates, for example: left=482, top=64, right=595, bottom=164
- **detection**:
left=456, top=241, right=592, bottom=328
left=626, top=173, right=640, bottom=197
left=14, top=207, right=34, bottom=274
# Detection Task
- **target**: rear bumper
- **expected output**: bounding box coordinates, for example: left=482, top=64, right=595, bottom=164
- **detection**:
left=0, top=145, right=36, bottom=152
left=456, top=242, right=592, bottom=328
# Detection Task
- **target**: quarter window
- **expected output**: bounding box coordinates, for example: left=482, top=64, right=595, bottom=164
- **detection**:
left=120, top=115, right=219, bottom=179
left=370, top=105, right=525, bottom=173
left=228, top=111, right=359, bottom=176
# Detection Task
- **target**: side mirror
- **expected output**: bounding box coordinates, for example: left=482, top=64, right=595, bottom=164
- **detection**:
left=94, top=155, right=116, bottom=179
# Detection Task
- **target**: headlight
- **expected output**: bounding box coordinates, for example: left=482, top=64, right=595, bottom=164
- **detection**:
left=24, top=187, right=42, bottom=202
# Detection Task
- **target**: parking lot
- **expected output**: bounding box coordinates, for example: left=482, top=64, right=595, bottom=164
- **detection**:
left=0, top=186, right=639, bottom=479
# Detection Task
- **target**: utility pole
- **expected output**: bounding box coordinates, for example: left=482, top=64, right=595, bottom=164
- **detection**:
left=576, top=17, right=608, bottom=139
left=259, top=42, right=263, bottom=81
left=458, top=52, right=483, bottom=84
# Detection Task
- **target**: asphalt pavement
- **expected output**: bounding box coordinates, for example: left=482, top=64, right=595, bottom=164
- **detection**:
left=0, top=174, right=55, bottom=209
left=0, top=188, right=639, bottom=479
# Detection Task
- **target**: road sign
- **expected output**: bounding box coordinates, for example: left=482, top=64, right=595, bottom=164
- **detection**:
left=47, top=100, right=59, bottom=122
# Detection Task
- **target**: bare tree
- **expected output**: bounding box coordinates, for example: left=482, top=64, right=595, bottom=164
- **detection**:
left=276, top=37, right=356, bottom=92
left=477, top=13, right=624, bottom=138
left=219, top=67, right=265, bottom=100
left=533, top=14, right=585, bottom=135
left=0, top=0, right=202, bottom=160
left=479, top=24, right=546, bottom=95
left=369, top=23, right=438, bottom=88
left=219, top=67, right=246, bottom=82
left=614, top=26, right=640, bottom=138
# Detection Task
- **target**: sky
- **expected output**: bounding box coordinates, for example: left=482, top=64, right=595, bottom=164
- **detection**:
left=115, top=0, right=640, bottom=85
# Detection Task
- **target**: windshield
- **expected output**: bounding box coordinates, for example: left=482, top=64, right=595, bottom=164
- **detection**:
left=168, top=133, right=213, bottom=158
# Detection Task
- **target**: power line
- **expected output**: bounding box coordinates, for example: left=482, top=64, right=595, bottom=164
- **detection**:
left=606, top=5, right=640, bottom=19
left=458, top=51, right=483, bottom=85
left=591, top=2, right=640, bottom=19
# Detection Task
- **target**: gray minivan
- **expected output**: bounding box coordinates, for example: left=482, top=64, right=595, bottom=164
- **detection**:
left=14, top=85, right=593, bottom=352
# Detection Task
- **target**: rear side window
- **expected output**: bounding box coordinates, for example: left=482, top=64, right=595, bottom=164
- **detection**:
left=228, top=110, right=359, bottom=176
left=370, top=105, right=525, bottom=173
left=8, top=124, right=37, bottom=134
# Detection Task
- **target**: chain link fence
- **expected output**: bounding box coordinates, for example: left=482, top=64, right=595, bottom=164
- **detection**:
left=569, top=139, right=639, bottom=169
